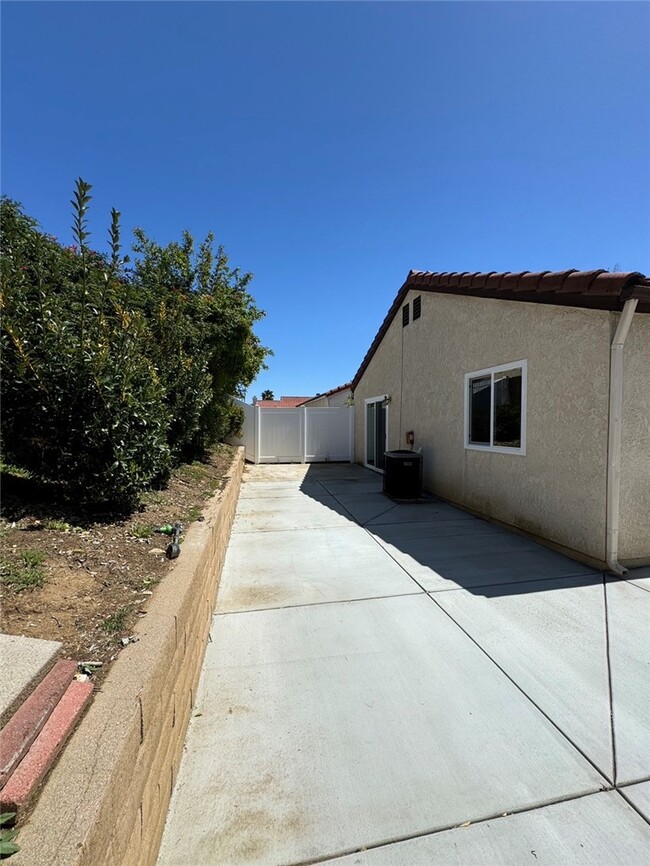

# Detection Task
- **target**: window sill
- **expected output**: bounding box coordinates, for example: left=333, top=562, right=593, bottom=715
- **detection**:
left=465, top=444, right=526, bottom=456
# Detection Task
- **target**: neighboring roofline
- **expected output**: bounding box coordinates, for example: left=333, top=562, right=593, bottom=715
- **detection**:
left=351, top=268, right=650, bottom=391
left=255, top=395, right=313, bottom=408
left=297, top=382, right=353, bottom=406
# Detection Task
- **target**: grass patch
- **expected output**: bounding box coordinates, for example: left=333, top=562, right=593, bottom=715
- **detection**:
left=129, top=523, right=153, bottom=539
left=184, top=505, right=203, bottom=523
left=0, top=550, right=47, bottom=592
left=178, top=461, right=211, bottom=482
left=43, top=519, right=80, bottom=533
left=140, top=490, right=167, bottom=506
left=101, top=606, right=130, bottom=634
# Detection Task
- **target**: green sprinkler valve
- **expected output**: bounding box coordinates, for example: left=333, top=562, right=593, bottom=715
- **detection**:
left=166, top=521, right=183, bottom=559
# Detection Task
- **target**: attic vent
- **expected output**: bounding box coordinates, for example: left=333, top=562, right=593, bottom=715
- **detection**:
left=413, top=295, right=422, bottom=320
left=402, top=303, right=410, bottom=327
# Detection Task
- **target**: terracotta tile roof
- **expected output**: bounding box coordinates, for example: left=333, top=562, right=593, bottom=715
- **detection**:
left=351, top=268, right=650, bottom=390
left=297, top=382, right=353, bottom=406
left=256, top=396, right=313, bottom=408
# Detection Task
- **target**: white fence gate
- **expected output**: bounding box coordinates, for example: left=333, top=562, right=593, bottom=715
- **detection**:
left=228, top=400, right=354, bottom=464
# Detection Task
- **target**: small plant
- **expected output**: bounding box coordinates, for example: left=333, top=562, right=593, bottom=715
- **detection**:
left=0, top=463, right=31, bottom=480
left=0, top=550, right=46, bottom=591
left=0, top=811, right=20, bottom=858
left=140, top=490, right=166, bottom=506
left=179, top=462, right=211, bottom=482
left=185, top=505, right=203, bottom=523
left=21, top=551, right=45, bottom=568
left=101, top=606, right=130, bottom=633
left=44, top=519, right=72, bottom=532
left=129, top=523, right=153, bottom=539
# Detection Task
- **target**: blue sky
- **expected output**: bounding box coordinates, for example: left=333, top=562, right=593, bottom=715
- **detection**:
left=3, top=1, right=649, bottom=400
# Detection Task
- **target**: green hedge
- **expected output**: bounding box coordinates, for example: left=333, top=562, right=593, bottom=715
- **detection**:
left=1, top=180, right=269, bottom=507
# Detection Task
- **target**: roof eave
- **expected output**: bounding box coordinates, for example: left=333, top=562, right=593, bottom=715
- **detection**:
left=351, top=269, right=649, bottom=391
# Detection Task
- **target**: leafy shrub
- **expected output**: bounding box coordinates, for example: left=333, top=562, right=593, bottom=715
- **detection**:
left=1, top=180, right=269, bottom=507
left=131, top=228, right=268, bottom=460
left=1, top=183, right=170, bottom=507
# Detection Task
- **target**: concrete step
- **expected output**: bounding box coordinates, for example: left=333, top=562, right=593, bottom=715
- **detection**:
left=0, top=658, right=77, bottom=787
left=0, top=634, right=62, bottom=729
left=0, top=679, right=93, bottom=819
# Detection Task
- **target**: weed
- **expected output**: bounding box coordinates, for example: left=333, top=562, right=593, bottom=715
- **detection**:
left=140, top=491, right=166, bottom=506
left=101, top=606, right=130, bottom=633
left=179, top=462, right=210, bottom=482
left=201, top=479, right=221, bottom=500
left=21, top=550, right=45, bottom=568
left=129, top=523, right=153, bottom=539
left=0, top=550, right=46, bottom=591
left=0, top=463, right=32, bottom=480
left=44, top=519, right=78, bottom=532
left=185, top=505, right=203, bottom=523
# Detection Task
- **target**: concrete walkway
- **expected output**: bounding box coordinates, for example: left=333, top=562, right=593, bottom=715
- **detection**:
left=158, top=464, right=650, bottom=865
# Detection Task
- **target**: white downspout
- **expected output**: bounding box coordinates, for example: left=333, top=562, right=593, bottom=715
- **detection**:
left=606, top=298, right=638, bottom=575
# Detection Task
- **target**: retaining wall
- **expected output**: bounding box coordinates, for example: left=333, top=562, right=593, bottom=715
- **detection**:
left=12, top=447, right=245, bottom=866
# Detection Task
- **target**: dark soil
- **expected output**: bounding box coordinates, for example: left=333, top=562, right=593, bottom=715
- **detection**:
left=0, top=445, right=235, bottom=686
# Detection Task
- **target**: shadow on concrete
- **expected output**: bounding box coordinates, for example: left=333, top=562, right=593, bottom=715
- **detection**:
left=296, top=462, right=603, bottom=598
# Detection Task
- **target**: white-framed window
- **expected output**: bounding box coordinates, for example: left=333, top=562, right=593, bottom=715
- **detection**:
left=464, top=360, right=527, bottom=455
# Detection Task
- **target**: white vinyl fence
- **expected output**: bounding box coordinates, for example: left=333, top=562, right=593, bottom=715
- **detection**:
left=228, top=400, right=354, bottom=464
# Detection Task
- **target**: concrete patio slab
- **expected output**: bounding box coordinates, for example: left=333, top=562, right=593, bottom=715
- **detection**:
left=626, top=574, right=650, bottom=594
left=366, top=500, right=475, bottom=526
left=0, top=634, right=62, bottom=728
left=240, top=481, right=395, bottom=523
left=623, top=780, right=650, bottom=821
left=216, top=525, right=421, bottom=612
left=332, top=492, right=403, bottom=525
left=318, top=478, right=384, bottom=496
left=239, top=464, right=370, bottom=485
left=319, top=792, right=650, bottom=865
left=434, top=575, right=613, bottom=778
left=369, top=522, right=597, bottom=592
left=241, top=464, right=311, bottom=482
left=370, top=516, right=501, bottom=544
left=158, top=595, right=604, bottom=866
left=304, top=464, right=373, bottom=481
left=238, top=480, right=329, bottom=500
left=232, top=492, right=352, bottom=533
left=606, top=578, right=650, bottom=785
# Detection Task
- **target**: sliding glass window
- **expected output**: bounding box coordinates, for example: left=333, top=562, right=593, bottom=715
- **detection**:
left=465, top=361, right=526, bottom=454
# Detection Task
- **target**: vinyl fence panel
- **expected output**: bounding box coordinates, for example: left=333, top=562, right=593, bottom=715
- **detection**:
left=304, top=407, right=354, bottom=462
left=228, top=402, right=354, bottom=463
left=258, top=409, right=303, bottom=462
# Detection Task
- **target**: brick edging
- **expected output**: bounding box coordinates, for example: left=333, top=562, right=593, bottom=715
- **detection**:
left=11, top=447, right=245, bottom=866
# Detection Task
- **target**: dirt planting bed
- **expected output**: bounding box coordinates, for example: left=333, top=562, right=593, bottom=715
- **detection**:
left=0, top=445, right=235, bottom=685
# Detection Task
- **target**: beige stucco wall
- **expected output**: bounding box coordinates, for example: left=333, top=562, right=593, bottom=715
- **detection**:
left=304, top=388, right=352, bottom=408
left=620, top=314, right=650, bottom=565
left=354, top=291, right=646, bottom=563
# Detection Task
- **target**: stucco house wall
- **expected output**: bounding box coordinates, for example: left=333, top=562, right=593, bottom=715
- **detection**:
left=354, top=290, right=648, bottom=564
left=303, top=388, right=352, bottom=408
left=620, top=314, right=650, bottom=565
